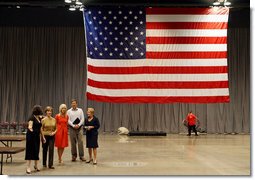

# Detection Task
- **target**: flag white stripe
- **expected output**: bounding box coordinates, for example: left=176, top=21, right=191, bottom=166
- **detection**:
left=146, top=44, right=227, bottom=52
left=87, top=58, right=228, bottom=67
left=146, top=29, right=227, bottom=37
left=87, top=86, right=229, bottom=97
left=87, top=72, right=228, bottom=82
left=146, top=15, right=229, bottom=22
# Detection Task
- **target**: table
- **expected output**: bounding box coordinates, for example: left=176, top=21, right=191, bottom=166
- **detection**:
left=0, top=147, right=25, bottom=175
left=0, top=136, right=26, bottom=162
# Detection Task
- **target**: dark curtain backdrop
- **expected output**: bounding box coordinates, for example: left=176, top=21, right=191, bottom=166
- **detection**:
left=0, top=10, right=250, bottom=133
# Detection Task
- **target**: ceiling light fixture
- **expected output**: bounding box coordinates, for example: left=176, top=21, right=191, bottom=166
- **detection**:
left=69, top=6, right=76, bottom=11
left=224, top=0, right=231, bottom=6
left=65, top=0, right=84, bottom=11
left=213, top=1, right=220, bottom=6
left=75, top=0, right=83, bottom=5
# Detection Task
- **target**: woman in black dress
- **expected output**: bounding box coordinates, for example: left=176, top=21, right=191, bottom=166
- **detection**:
left=25, top=105, right=44, bottom=174
left=85, top=108, right=100, bottom=165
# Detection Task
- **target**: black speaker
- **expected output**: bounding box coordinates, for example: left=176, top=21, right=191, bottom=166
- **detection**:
left=128, top=131, right=167, bottom=136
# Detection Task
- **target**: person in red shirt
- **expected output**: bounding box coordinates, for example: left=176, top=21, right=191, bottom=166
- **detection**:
left=186, top=111, right=198, bottom=136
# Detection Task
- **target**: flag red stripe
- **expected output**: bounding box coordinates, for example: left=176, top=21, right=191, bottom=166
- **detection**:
left=146, top=52, right=227, bottom=59
left=146, top=22, right=228, bottom=29
left=88, top=79, right=229, bottom=89
left=146, top=7, right=229, bottom=15
left=88, top=65, right=228, bottom=74
left=146, top=37, right=227, bottom=44
left=87, top=92, right=230, bottom=103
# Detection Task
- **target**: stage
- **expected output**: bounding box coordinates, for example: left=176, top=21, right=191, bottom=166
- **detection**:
left=2, top=133, right=250, bottom=175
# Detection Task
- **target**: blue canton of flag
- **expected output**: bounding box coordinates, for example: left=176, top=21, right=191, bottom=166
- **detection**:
left=84, top=7, right=146, bottom=59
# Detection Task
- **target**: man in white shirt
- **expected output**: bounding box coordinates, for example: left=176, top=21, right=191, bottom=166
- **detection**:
left=67, top=99, right=86, bottom=161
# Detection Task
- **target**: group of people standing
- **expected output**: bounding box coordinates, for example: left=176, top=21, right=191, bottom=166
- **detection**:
left=25, top=99, right=100, bottom=174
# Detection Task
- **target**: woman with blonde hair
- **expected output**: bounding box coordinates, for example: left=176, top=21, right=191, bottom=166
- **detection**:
left=85, top=108, right=100, bottom=165
left=55, top=104, right=69, bottom=164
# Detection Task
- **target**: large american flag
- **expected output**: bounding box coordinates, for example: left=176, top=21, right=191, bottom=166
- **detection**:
left=83, top=7, right=230, bottom=103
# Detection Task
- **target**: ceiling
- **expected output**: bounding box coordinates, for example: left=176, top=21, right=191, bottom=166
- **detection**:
left=0, top=0, right=250, bottom=8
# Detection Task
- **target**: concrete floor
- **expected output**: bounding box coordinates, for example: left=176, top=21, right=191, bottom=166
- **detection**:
left=2, top=133, right=250, bottom=176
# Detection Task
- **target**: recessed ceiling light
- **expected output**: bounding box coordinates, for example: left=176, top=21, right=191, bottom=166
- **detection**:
left=224, top=1, right=231, bottom=6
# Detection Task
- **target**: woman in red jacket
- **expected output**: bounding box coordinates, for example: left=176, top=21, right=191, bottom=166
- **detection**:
left=186, top=111, right=198, bottom=136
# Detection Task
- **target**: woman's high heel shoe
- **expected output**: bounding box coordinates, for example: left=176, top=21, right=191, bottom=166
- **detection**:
left=93, top=160, right=97, bottom=165
left=26, top=168, right=31, bottom=174
left=34, top=166, right=40, bottom=172
left=86, top=159, right=93, bottom=163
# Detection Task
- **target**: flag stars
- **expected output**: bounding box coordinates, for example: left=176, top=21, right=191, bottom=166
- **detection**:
left=86, top=9, right=146, bottom=59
